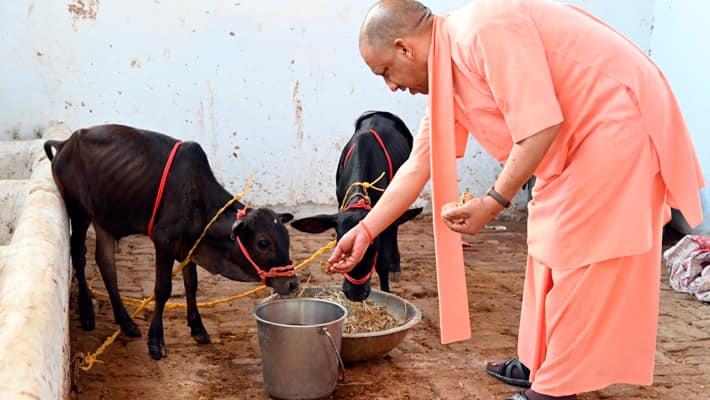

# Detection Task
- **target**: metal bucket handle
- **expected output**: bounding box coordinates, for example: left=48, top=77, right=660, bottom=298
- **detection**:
left=321, top=326, right=346, bottom=383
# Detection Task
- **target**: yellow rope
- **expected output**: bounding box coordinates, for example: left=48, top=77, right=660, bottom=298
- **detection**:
left=167, top=239, right=335, bottom=309
left=338, top=171, right=386, bottom=212
left=80, top=294, right=157, bottom=371
left=89, top=240, right=337, bottom=309
left=79, top=175, right=337, bottom=371
left=170, top=173, right=254, bottom=277
left=81, top=240, right=335, bottom=371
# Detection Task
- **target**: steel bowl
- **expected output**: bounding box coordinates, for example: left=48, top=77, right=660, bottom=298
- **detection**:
left=263, top=285, right=422, bottom=362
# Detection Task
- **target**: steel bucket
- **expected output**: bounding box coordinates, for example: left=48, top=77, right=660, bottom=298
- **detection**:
left=253, top=298, right=347, bottom=400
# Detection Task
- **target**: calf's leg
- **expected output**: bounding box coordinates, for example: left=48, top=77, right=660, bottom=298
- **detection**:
left=147, top=250, right=174, bottom=360
left=68, top=206, right=94, bottom=331
left=375, top=226, right=401, bottom=292
left=390, top=226, right=402, bottom=283
left=182, top=261, right=210, bottom=344
left=94, top=224, right=141, bottom=337
left=376, top=251, right=391, bottom=292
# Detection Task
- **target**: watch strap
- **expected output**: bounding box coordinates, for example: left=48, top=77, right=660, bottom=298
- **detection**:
left=486, top=186, right=511, bottom=208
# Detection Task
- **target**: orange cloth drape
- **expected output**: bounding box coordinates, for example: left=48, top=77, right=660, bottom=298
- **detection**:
left=427, top=18, right=471, bottom=345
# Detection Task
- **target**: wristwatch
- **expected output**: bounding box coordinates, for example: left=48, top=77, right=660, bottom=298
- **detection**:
left=486, top=186, right=511, bottom=209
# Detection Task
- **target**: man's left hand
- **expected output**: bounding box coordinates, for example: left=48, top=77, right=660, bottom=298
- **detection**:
left=441, top=195, right=503, bottom=235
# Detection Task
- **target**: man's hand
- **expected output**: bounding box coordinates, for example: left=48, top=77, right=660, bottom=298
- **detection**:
left=327, top=224, right=372, bottom=274
left=441, top=194, right=502, bottom=235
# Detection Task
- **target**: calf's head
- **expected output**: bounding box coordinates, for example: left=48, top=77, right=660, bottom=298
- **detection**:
left=192, top=207, right=297, bottom=295
left=291, top=207, right=421, bottom=301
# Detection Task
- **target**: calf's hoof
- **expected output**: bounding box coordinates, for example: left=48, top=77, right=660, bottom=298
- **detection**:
left=190, top=324, right=211, bottom=344
left=80, top=316, right=96, bottom=331
left=79, top=307, right=96, bottom=331
left=192, top=332, right=211, bottom=345
left=148, top=343, right=168, bottom=360
left=120, top=320, right=142, bottom=338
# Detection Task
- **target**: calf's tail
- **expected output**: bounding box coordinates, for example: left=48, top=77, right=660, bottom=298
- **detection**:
left=43, top=140, right=64, bottom=161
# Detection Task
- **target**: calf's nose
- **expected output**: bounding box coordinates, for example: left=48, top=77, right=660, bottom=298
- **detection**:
left=342, top=280, right=371, bottom=302
left=287, top=277, right=299, bottom=293
left=269, top=275, right=299, bottom=295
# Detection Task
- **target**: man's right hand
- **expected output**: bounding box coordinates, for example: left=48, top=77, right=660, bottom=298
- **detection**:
left=327, top=224, right=372, bottom=274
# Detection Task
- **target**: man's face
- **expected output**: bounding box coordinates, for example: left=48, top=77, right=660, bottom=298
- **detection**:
left=361, top=40, right=429, bottom=95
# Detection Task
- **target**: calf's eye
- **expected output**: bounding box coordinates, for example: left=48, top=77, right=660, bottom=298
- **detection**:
left=257, top=239, right=270, bottom=250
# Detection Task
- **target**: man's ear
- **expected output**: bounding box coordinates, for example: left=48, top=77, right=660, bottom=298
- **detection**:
left=394, top=38, right=414, bottom=59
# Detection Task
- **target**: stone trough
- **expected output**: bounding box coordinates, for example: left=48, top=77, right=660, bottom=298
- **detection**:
left=0, top=124, right=71, bottom=399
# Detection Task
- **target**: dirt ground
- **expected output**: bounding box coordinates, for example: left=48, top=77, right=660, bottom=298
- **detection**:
left=69, top=215, right=710, bottom=400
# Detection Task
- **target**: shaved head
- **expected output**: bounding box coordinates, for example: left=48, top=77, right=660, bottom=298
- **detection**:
left=360, top=0, right=433, bottom=52
left=359, top=0, right=434, bottom=95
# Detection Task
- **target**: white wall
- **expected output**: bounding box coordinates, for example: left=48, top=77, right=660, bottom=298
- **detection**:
left=0, top=0, right=659, bottom=214
left=650, top=0, right=710, bottom=235
left=565, top=0, right=656, bottom=52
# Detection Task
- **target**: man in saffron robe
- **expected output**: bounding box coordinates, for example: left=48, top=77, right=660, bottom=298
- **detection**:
left=328, top=1, right=705, bottom=399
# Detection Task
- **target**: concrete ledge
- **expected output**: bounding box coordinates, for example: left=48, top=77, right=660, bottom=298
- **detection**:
left=0, top=124, right=71, bottom=399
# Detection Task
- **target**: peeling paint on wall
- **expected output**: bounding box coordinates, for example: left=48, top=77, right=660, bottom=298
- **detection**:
left=292, top=80, right=303, bottom=143
left=207, top=81, right=219, bottom=174
left=196, top=101, right=205, bottom=138
left=67, top=0, right=99, bottom=29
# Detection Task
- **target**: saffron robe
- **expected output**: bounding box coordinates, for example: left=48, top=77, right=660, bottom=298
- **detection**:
left=415, top=0, right=705, bottom=393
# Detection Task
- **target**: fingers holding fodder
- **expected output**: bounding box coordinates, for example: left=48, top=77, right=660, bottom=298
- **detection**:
left=442, top=192, right=475, bottom=225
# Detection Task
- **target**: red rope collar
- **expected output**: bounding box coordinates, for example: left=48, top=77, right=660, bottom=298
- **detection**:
left=148, top=141, right=182, bottom=239
left=236, top=205, right=249, bottom=220
left=234, top=206, right=295, bottom=284
left=342, top=129, right=394, bottom=181
left=343, top=198, right=372, bottom=211
left=368, top=129, right=393, bottom=181
left=343, top=250, right=377, bottom=285
left=341, top=200, right=376, bottom=285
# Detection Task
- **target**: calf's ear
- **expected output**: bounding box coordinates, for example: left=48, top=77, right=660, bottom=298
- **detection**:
left=394, top=207, right=423, bottom=226
left=278, top=213, right=294, bottom=224
left=290, top=214, right=338, bottom=233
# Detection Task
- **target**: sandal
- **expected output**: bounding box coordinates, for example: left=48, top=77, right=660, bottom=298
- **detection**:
left=485, top=358, right=532, bottom=388
left=507, top=390, right=577, bottom=400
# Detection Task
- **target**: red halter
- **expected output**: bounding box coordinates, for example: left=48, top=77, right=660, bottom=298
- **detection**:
left=368, top=129, right=393, bottom=181
left=234, top=205, right=295, bottom=284
left=341, top=201, right=377, bottom=285
left=342, top=129, right=394, bottom=182
left=342, top=251, right=377, bottom=285
left=343, top=198, right=371, bottom=212
left=337, top=127, right=392, bottom=287
left=148, top=141, right=182, bottom=239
